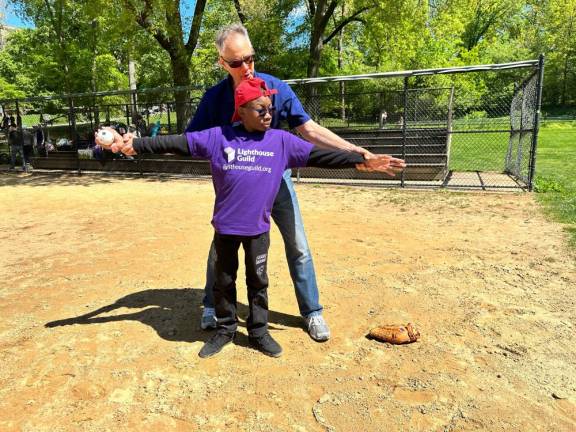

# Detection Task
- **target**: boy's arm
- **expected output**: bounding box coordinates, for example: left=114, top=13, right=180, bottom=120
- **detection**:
left=133, top=135, right=190, bottom=156
left=306, top=147, right=364, bottom=168
left=95, top=127, right=208, bottom=158
left=306, top=146, right=405, bottom=175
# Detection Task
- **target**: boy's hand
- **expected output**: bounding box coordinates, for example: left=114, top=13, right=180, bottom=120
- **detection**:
left=356, top=154, right=406, bottom=176
left=94, top=128, right=136, bottom=155
left=118, top=132, right=137, bottom=156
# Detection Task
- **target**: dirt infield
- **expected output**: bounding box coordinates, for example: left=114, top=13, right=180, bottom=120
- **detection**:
left=1, top=173, right=575, bottom=432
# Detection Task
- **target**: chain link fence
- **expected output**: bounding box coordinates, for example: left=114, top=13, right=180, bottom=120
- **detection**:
left=288, top=58, right=543, bottom=190
left=506, top=71, right=540, bottom=185
left=0, top=58, right=544, bottom=190
left=0, top=86, right=213, bottom=176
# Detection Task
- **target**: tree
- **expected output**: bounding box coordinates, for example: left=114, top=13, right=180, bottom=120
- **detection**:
left=6, top=0, right=133, bottom=95
left=305, top=0, right=373, bottom=78
left=460, top=0, right=516, bottom=51
left=8, top=1, right=68, bottom=92
left=0, top=27, right=54, bottom=95
left=537, top=0, right=576, bottom=105
left=122, top=0, right=208, bottom=131
left=225, top=0, right=307, bottom=79
left=0, top=76, right=26, bottom=99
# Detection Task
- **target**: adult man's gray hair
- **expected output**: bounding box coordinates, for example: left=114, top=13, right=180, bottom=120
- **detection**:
left=215, top=24, right=253, bottom=53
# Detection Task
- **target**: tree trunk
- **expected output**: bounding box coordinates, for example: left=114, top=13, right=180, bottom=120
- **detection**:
left=561, top=13, right=575, bottom=106
left=170, top=53, right=192, bottom=133
left=307, top=29, right=323, bottom=79
left=338, top=2, right=345, bottom=121
left=561, top=53, right=568, bottom=106
left=305, top=30, right=323, bottom=119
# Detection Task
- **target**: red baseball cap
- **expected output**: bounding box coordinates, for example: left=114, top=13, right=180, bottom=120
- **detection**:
left=232, top=77, right=278, bottom=122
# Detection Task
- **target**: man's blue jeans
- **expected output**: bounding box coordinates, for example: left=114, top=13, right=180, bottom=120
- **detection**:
left=203, top=169, right=323, bottom=318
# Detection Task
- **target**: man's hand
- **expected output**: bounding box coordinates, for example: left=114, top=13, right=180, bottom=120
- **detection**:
left=94, top=127, right=137, bottom=156
left=353, top=146, right=377, bottom=160
left=356, top=154, right=406, bottom=176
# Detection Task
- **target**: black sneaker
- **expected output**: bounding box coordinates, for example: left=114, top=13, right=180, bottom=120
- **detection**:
left=198, top=332, right=234, bottom=358
left=249, top=333, right=283, bottom=357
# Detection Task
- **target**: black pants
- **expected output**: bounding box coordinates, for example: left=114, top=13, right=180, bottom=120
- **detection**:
left=213, top=231, right=270, bottom=337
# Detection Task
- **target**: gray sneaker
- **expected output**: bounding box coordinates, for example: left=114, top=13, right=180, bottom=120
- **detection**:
left=305, top=314, right=330, bottom=342
left=200, top=307, right=217, bottom=330
left=199, top=332, right=234, bottom=358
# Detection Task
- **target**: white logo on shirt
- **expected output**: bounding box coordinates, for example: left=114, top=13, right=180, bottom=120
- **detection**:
left=224, top=147, right=275, bottom=163
left=224, top=146, right=235, bottom=162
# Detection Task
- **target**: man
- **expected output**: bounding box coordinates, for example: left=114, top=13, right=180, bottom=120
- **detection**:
left=186, top=24, right=405, bottom=341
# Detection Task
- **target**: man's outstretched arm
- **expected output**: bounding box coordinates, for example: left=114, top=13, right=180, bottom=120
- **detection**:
left=296, top=119, right=363, bottom=154
left=295, top=119, right=406, bottom=172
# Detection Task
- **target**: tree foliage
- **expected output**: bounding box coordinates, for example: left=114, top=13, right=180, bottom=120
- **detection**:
left=0, top=0, right=574, bottom=108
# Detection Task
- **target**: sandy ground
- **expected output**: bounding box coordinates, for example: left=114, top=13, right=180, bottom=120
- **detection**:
left=0, top=173, right=575, bottom=432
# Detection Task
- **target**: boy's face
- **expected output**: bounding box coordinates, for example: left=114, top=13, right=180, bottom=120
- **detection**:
left=238, top=95, right=274, bottom=132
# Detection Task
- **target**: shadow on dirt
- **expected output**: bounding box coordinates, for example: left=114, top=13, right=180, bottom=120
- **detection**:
left=44, top=287, right=304, bottom=344
left=0, top=170, right=209, bottom=188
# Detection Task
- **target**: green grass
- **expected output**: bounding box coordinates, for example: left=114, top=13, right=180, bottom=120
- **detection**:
left=533, top=125, right=576, bottom=248
left=449, top=132, right=509, bottom=171
left=444, top=121, right=576, bottom=249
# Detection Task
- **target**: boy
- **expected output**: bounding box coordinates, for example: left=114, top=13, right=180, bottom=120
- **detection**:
left=97, top=78, right=405, bottom=358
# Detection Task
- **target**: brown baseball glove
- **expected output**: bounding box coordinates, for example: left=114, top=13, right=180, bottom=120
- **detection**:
left=368, top=323, right=420, bottom=344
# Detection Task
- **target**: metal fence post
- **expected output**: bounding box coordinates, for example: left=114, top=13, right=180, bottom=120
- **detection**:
left=131, top=89, right=138, bottom=117
left=66, top=96, right=80, bottom=172
left=516, top=79, right=526, bottom=175
left=68, top=97, right=78, bottom=145
left=528, top=54, right=545, bottom=191
left=401, top=77, right=408, bottom=187
left=15, top=99, right=28, bottom=172
left=445, top=86, right=455, bottom=181
left=94, top=97, right=100, bottom=128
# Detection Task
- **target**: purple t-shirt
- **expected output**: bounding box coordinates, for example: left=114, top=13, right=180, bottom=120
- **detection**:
left=186, top=126, right=313, bottom=236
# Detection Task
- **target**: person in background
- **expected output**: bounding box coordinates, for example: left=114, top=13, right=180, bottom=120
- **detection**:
left=8, top=124, right=26, bottom=171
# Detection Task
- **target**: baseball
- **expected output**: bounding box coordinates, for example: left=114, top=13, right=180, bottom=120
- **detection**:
left=96, top=129, right=114, bottom=146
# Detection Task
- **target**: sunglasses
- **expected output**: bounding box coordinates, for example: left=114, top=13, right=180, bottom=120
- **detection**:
left=250, top=105, right=276, bottom=117
left=221, top=54, right=255, bottom=68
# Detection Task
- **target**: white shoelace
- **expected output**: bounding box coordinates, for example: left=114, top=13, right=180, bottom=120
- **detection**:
left=308, top=315, right=324, bottom=328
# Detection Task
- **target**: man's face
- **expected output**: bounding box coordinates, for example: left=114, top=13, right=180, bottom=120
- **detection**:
left=218, top=33, right=255, bottom=86
left=239, top=96, right=274, bottom=132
